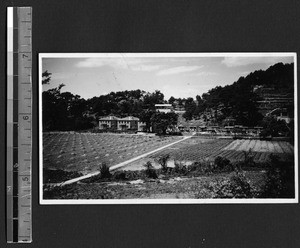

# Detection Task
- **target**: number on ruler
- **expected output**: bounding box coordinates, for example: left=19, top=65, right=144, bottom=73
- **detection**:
left=22, top=54, right=28, bottom=58
left=22, top=177, right=29, bottom=182
left=23, top=116, right=29, bottom=120
left=7, top=186, right=12, bottom=193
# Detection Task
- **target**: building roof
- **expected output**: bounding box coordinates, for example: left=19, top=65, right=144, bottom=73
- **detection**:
left=99, top=115, right=140, bottom=121
left=155, top=104, right=172, bottom=107
left=99, top=115, right=119, bottom=121
left=120, top=116, right=139, bottom=121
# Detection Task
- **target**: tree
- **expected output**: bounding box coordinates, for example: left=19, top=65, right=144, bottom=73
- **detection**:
left=260, top=117, right=290, bottom=137
left=151, top=112, right=178, bottom=134
left=196, top=63, right=293, bottom=127
left=139, top=109, right=156, bottom=132
left=42, top=83, right=67, bottom=130
left=183, top=97, right=197, bottom=120
left=42, top=70, right=52, bottom=85
left=194, top=95, right=206, bottom=116
left=143, top=90, right=165, bottom=109
left=42, top=71, right=92, bottom=131
left=168, top=96, right=176, bottom=105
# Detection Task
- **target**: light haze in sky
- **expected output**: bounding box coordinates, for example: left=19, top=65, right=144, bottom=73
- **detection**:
left=42, top=54, right=294, bottom=100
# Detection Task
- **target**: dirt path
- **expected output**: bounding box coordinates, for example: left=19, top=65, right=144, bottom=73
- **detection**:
left=57, top=136, right=193, bottom=186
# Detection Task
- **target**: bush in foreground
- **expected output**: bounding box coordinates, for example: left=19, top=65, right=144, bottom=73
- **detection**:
left=156, top=154, right=170, bottom=172
left=227, top=172, right=253, bottom=198
left=260, top=154, right=294, bottom=198
left=214, top=156, right=234, bottom=172
left=174, top=161, right=188, bottom=175
left=99, top=162, right=111, bottom=179
left=205, top=171, right=253, bottom=198
left=143, top=161, right=158, bottom=179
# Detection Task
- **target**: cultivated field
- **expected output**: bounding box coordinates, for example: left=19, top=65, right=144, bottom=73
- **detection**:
left=43, top=133, right=294, bottom=183
left=147, top=138, right=231, bottom=161
left=43, top=132, right=183, bottom=175
left=221, top=139, right=294, bottom=162
left=143, top=138, right=294, bottom=164
left=43, top=133, right=295, bottom=199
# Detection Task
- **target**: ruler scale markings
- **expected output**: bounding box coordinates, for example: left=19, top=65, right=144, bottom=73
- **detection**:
left=18, top=7, right=32, bottom=243
left=7, top=7, right=32, bottom=243
left=13, top=8, right=19, bottom=243
left=7, top=13, right=13, bottom=230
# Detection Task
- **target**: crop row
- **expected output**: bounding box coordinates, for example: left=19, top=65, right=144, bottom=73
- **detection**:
left=147, top=138, right=294, bottom=163
left=147, top=139, right=232, bottom=162
left=223, top=139, right=294, bottom=154
left=43, top=133, right=182, bottom=174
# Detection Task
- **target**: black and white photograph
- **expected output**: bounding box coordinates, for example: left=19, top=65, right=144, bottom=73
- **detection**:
left=39, top=53, right=298, bottom=204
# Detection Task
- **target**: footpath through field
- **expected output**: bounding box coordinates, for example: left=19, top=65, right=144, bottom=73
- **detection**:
left=58, top=135, right=193, bottom=186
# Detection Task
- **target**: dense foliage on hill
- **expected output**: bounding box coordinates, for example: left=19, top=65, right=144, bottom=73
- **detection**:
left=86, top=89, right=165, bottom=117
left=42, top=62, right=294, bottom=131
left=235, top=62, right=294, bottom=93
left=42, top=71, right=168, bottom=131
left=172, top=63, right=294, bottom=126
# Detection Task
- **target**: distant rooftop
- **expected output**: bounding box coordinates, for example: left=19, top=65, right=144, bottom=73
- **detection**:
left=99, top=115, right=119, bottom=121
left=155, top=104, right=172, bottom=107
left=99, top=115, right=140, bottom=121
left=120, top=116, right=139, bottom=121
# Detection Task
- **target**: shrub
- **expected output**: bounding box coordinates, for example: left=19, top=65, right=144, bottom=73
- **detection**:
left=174, top=161, right=188, bottom=175
left=113, top=171, right=127, bottom=180
left=99, top=162, right=111, bottom=179
left=112, top=170, right=146, bottom=181
left=156, top=154, right=170, bottom=172
left=260, top=154, right=294, bottom=198
left=214, top=156, right=233, bottom=172
left=187, top=162, right=199, bottom=172
left=242, top=148, right=255, bottom=167
left=227, top=172, right=253, bottom=198
left=207, top=171, right=253, bottom=198
left=143, top=161, right=158, bottom=179
left=187, top=161, right=213, bottom=174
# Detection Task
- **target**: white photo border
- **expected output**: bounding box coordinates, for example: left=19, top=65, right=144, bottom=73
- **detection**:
left=39, top=52, right=298, bottom=205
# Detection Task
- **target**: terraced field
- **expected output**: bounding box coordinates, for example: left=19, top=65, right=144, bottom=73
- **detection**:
left=145, top=138, right=294, bottom=163
left=43, top=132, right=183, bottom=175
left=43, top=133, right=294, bottom=177
left=147, top=138, right=232, bottom=162
left=221, top=139, right=294, bottom=162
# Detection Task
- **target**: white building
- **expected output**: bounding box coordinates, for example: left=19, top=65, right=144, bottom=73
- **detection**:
left=155, top=104, right=173, bottom=113
left=99, top=115, right=146, bottom=132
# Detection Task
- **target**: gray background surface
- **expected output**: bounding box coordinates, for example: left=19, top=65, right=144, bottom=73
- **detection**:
left=0, top=0, right=299, bottom=247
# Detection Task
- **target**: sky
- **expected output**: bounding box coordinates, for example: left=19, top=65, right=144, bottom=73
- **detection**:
left=41, top=54, right=294, bottom=100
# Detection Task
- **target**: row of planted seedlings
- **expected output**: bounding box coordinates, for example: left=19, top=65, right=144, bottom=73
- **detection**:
left=44, top=132, right=179, bottom=156
left=43, top=133, right=72, bottom=152
left=46, top=132, right=178, bottom=156
left=146, top=140, right=277, bottom=166
left=44, top=133, right=180, bottom=174
left=43, top=132, right=66, bottom=144
left=179, top=139, right=232, bottom=159
left=225, top=139, right=294, bottom=154
left=149, top=139, right=231, bottom=162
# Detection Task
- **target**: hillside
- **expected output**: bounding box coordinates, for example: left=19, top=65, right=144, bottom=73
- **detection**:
left=183, top=62, right=294, bottom=126
left=42, top=62, right=294, bottom=131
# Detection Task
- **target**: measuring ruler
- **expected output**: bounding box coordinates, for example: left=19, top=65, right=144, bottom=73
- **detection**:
left=7, top=7, right=32, bottom=243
